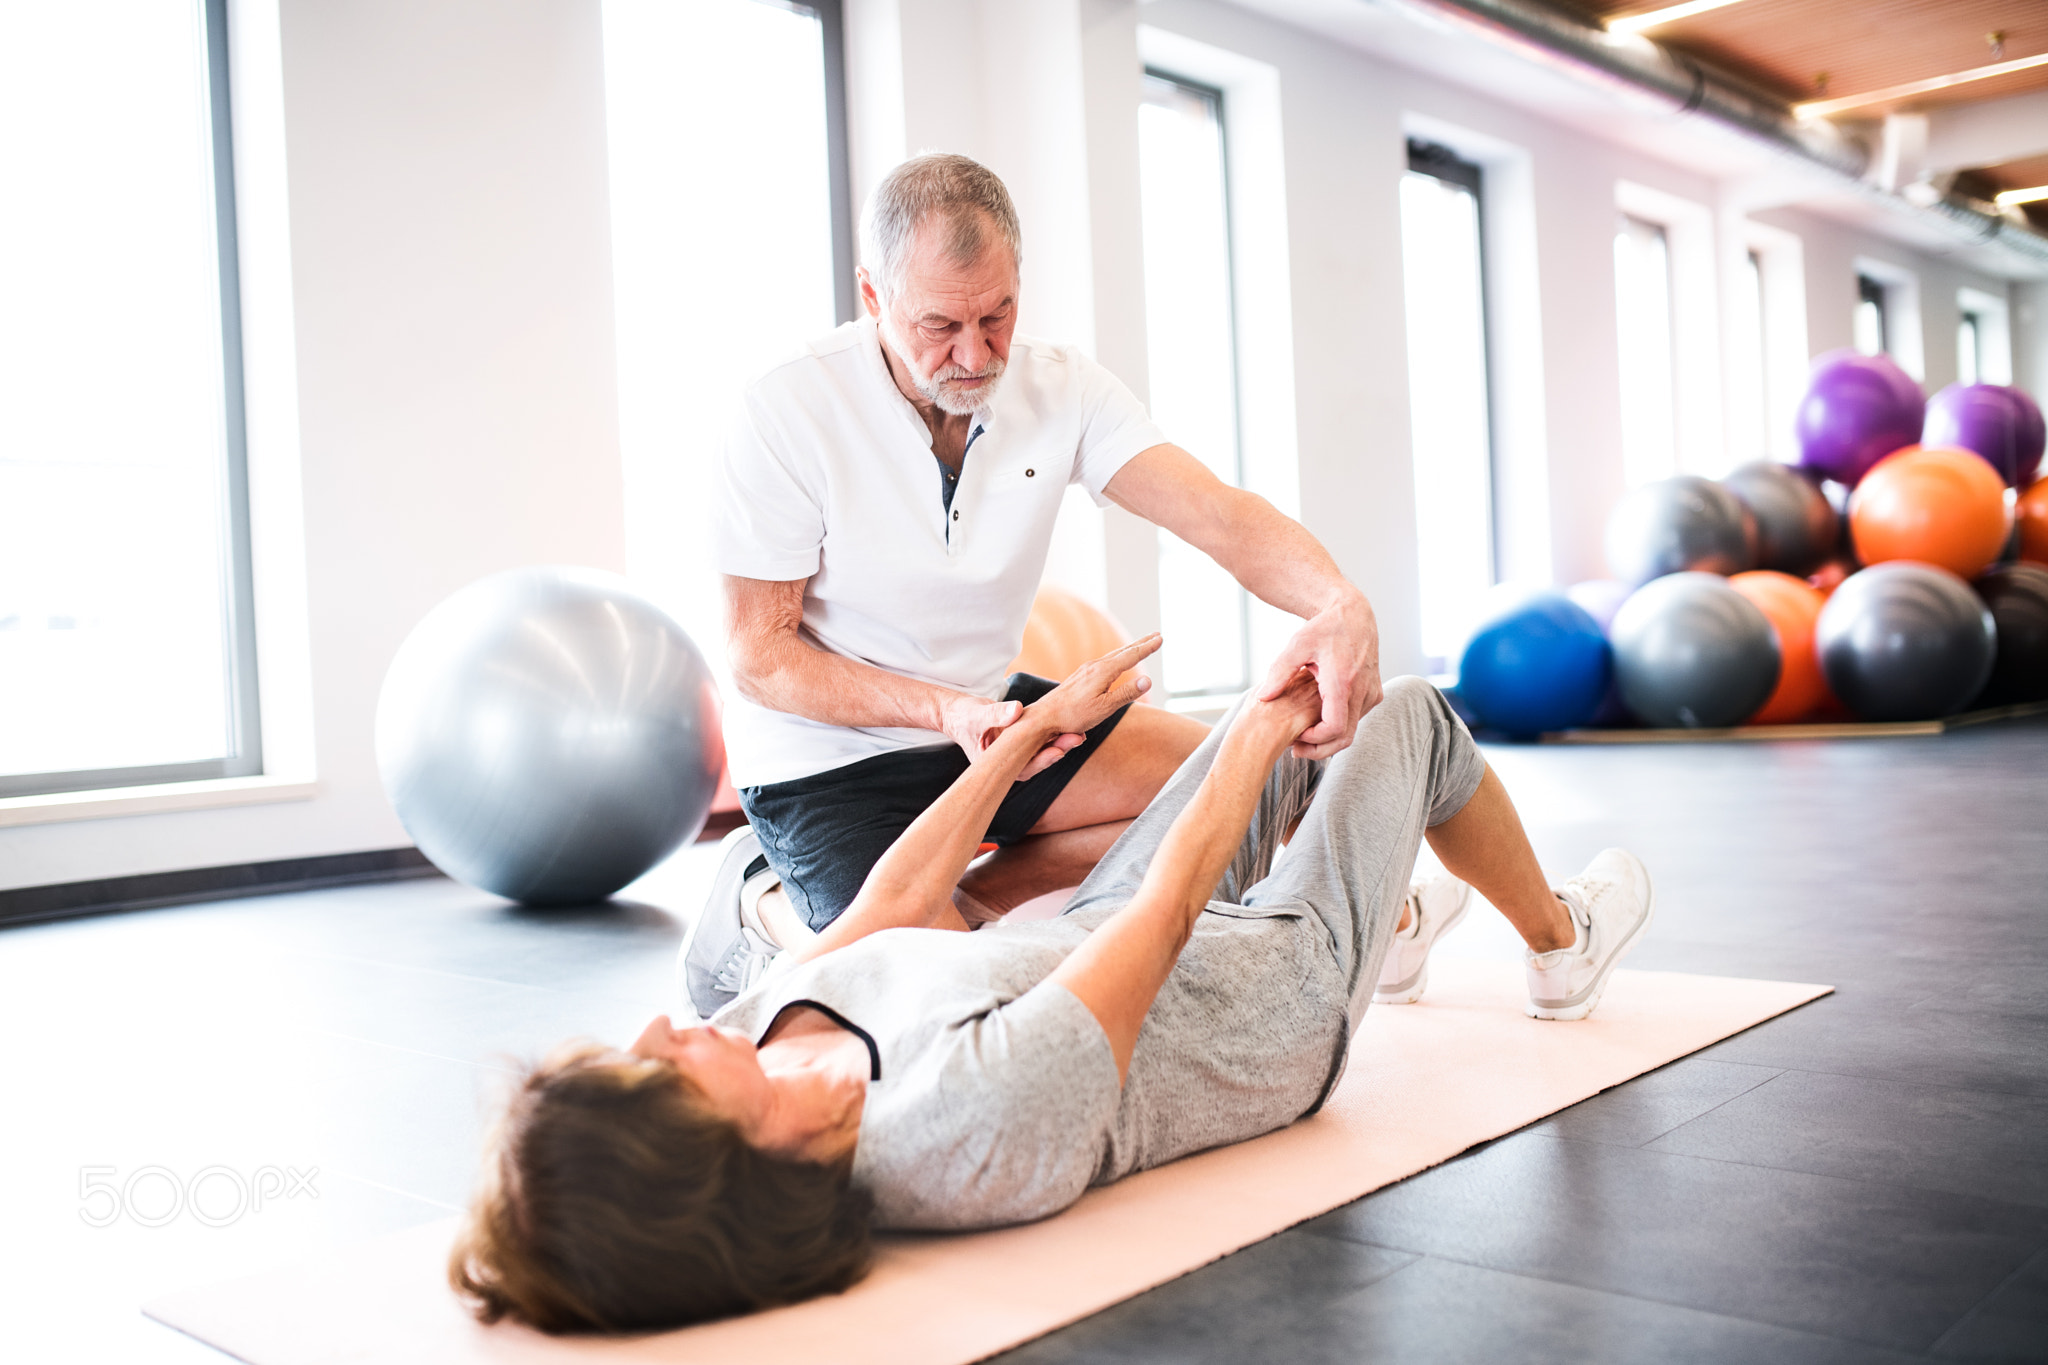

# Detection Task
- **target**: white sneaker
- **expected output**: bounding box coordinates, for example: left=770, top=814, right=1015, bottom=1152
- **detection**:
left=1373, top=872, right=1474, bottom=1005
left=1525, top=848, right=1655, bottom=1021
left=676, top=827, right=782, bottom=1022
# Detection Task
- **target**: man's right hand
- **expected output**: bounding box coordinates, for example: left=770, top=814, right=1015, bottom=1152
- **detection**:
left=940, top=694, right=1085, bottom=781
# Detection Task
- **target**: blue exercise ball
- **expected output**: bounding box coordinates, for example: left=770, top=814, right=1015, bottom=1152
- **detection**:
left=1457, top=594, right=1612, bottom=736
left=376, top=566, right=724, bottom=906
left=1610, top=572, right=1781, bottom=729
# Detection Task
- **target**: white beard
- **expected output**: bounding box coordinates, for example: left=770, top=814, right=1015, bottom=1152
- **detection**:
left=880, top=315, right=1008, bottom=414
left=918, top=356, right=1007, bottom=415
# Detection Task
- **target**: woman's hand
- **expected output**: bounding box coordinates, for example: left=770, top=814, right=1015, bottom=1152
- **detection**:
left=1235, top=666, right=1323, bottom=756
left=1022, top=635, right=1161, bottom=751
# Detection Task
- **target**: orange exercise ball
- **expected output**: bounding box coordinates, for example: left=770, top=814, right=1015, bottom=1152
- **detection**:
left=2019, top=477, right=2048, bottom=566
left=1848, top=445, right=2011, bottom=579
left=1010, top=585, right=1139, bottom=690
left=1728, top=571, right=1831, bottom=723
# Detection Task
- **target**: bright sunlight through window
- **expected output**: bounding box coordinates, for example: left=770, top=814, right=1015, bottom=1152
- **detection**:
left=1138, top=73, right=1248, bottom=700
left=0, top=0, right=258, bottom=794
left=603, top=0, right=842, bottom=662
left=1400, top=151, right=1495, bottom=672
left=1614, top=214, right=1678, bottom=488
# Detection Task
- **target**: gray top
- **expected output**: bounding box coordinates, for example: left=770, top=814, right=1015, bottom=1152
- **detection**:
left=714, top=899, right=1350, bottom=1230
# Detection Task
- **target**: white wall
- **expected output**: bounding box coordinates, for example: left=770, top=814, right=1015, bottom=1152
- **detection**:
left=0, top=0, right=626, bottom=891
left=1752, top=205, right=2014, bottom=394
left=8, top=0, right=2043, bottom=891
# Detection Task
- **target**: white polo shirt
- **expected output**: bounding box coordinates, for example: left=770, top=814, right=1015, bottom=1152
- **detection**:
left=713, top=316, right=1166, bottom=788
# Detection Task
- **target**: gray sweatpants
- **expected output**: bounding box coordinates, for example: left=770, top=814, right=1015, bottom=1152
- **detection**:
left=1065, top=675, right=1488, bottom=1030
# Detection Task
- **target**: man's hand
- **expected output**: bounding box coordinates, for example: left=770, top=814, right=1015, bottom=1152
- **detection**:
left=1257, top=589, right=1382, bottom=759
left=939, top=694, right=1086, bottom=782
left=939, top=634, right=1159, bottom=781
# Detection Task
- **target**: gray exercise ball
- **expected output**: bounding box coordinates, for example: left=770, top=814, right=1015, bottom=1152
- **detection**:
left=1815, top=563, right=1996, bottom=722
left=1721, top=460, right=1839, bottom=577
left=376, top=566, right=724, bottom=906
left=1610, top=572, right=1781, bottom=728
left=1605, top=475, right=1757, bottom=587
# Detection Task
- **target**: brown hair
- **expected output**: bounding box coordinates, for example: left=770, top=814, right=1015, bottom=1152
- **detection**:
left=449, top=1042, right=873, bottom=1333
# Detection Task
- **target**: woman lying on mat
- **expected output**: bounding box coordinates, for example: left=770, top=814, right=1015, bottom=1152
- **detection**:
left=451, top=638, right=1654, bottom=1333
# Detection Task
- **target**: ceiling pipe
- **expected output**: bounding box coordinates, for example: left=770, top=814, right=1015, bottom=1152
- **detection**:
left=1377, top=0, right=2048, bottom=270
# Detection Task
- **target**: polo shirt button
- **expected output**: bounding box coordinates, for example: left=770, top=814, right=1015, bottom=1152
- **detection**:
left=952, top=510, right=960, bottom=521
left=1025, top=468, right=1035, bottom=477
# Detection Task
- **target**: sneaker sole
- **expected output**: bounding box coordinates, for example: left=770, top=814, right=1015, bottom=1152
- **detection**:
left=675, top=826, right=762, bottom=1023
left=1526, top=859, right=1656, bottom=1022
left=1372, top=882, right=1473, bottom=1005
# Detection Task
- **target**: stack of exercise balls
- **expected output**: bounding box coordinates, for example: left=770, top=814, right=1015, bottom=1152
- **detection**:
left=1455, top=348, right=2048, bottom=735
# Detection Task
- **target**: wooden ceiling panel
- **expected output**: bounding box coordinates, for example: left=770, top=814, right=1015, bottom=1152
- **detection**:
left=1572, top=0, right=2048, bottom=107
left=1974, top=151, right=2048, bottom=191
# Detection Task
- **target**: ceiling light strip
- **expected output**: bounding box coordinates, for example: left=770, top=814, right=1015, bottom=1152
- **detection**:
left=1997, top=185, right=2048, bottom=207
left=1605, top=0, right=1754, bottom=36
left=1793, top=51, right=2048, bottom=120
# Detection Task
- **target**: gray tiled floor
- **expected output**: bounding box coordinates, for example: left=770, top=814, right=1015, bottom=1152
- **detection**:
left=3, top=720, right=2045, bottom=1362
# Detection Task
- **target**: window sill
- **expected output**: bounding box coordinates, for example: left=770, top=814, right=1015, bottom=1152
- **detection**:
left=0, top=774, right=320, bottom=829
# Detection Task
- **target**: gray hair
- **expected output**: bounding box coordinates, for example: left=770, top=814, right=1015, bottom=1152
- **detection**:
left=859, top=153, right=1022, bottom=303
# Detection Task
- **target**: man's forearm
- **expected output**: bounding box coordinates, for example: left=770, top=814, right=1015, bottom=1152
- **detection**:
left=735, top=630, right=960, bottom=734
left=1200, top=488, right=1362, bottom=620
left=1104, top=447, right=1359, bottom=622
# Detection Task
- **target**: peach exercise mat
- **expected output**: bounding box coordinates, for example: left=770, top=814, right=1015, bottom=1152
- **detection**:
left=146, top=960, right=1829, bottom=1365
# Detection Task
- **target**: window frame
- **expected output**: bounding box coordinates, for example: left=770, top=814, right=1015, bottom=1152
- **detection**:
left=1140, top=67, right=1253, bottom=702
left=807, top=0, right=857, bottom=323
left=0, top=0, right=263, bottom=801
left=1404, top=138, right=1500, bottom=588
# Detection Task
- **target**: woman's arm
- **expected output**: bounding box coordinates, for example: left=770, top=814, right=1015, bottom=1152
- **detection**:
left=1046, top=671, right=1322, bottom=1083
left=788, top=636, right=1164, bottom=964
left=727, top=575, right=1078, bottom=780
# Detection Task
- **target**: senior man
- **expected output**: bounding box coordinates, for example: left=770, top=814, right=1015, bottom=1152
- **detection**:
left=680, top=153, right=1381, bottom=1018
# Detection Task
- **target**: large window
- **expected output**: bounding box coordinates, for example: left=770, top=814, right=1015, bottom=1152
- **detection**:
left=1854, top=274, right=1889, bottom=357
left=1400, top=141, right=1496, bottom=673
left=1138, top=72, right=1248, bottom=701
left=1958, top=309, right=1983, bottom=385
left=602, top=0, right=851, bottom=657
left=1728, top=248, right=1769, bottom=454
left=1956, top=287, right=2013, bottom=386
left=1614, top=214, right=1678, bottom=487
left=0, top=0, right=260, bottom=798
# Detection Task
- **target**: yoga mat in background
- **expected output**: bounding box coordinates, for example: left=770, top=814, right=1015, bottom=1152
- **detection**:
left=145, top=961, right=1830, bottom=1365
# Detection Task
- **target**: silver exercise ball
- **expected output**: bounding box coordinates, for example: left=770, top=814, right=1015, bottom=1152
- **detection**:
left=1604, top=475, right=1757, bottom=587
left=1610, top=572, right=1781, bottom=729
left=376, top=566, right=724, bottom=906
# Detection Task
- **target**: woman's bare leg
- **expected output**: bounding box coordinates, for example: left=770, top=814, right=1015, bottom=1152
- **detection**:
left=1423, top=765, right=1573, bottom=953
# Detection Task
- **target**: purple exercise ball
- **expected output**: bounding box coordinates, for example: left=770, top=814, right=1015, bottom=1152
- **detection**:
left=1923, top=383, right=2045, bottom=488
left=1795, top=350, right=1924, bottom=487
left=2013, top=388, right=2045, bottom=488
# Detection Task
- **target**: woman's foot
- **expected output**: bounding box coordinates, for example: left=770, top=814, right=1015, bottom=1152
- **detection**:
left=1372, top=872, right=1473, bottom=1004
left=1524, top=849, right=1655, bottom=1021
left=678, top=828, right=786, bottom=1021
